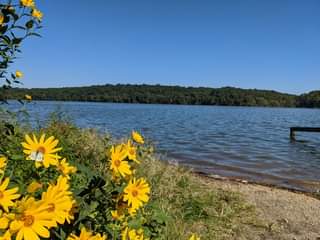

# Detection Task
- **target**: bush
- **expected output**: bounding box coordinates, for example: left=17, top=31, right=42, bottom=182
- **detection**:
left=0, top=117, right=174, bottom=239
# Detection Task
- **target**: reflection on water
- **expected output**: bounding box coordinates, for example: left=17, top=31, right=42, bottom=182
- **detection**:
left=7, top=101, right=320, bottom=192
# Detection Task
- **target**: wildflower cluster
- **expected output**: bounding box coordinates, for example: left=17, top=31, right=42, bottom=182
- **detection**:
left=0, top=129, right=183, bottom=239
left=107, top=131, right=152, bottom=239
left=0, top=132, right=93, bottom=240
left=106, top=132, right=199, bottom=240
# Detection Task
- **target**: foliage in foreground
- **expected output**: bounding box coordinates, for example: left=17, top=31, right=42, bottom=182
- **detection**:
left=0, top=117, right=258, bottom=240
left=0, top=0, right=42, bottom=104
left=0, top=120, right=164, bottom=239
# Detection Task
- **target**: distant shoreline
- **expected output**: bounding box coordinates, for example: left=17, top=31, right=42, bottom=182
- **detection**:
left=7, top=98, right=320, bottom=109
left=4, top=84, right=320, bottom=108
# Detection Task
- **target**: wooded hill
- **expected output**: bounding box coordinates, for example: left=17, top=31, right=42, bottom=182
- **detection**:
left=3, top=84, right=320, bottom=108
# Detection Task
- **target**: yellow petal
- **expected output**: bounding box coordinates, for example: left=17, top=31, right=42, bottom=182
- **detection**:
left=24, top=227, right=40, bottom=240
left=25, top=135, right=34, bottom=145
left=31, top=222, right=50, bottom=238
left=16, top=229, right=23, bottom=240
left=10, top=220, right=23, bottom=232
left=0, top=178, right=9, bottom=191
left=39, top=134, right=45, bottom=145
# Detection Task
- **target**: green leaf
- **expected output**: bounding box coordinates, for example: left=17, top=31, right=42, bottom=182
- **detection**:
left=128, top=218, right=143, bottom=229
left=152, top=210, right=169, bottom=224
left=0, top=25, right=8, bottom=34
left=25, top=20, right=34, bottom=29
left=12, top=38, right=22, bottom=45
left=11, top=154, right=24, bottom=161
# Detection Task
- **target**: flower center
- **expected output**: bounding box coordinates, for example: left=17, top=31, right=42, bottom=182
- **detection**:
left=37, top=146, right=46, bottom=154
left=132, top=190, right=138, bottom=197
left=47, top=203, right=55, bottom=212
left=114, top=159, right=121, bottom=167
left=58, top=164, right=65, bottom=172
left=22, top=215, right=34, bottom=227
left=129, top=149, right=135, bottom=155
left=0, top=191, right=4, bottom=199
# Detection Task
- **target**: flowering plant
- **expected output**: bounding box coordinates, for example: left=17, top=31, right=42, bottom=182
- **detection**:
left=0, top=129, right=162, bottom=240
left=0, top=0, right=42, bottom=103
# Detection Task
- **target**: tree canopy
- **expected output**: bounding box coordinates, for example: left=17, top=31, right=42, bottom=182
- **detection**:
left=4, top=84, right=320, bottom=108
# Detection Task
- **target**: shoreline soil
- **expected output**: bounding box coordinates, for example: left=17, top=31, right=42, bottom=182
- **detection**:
left=195, top=173, right=320, bottom=239
left=196, top=172, right=320, bottom=200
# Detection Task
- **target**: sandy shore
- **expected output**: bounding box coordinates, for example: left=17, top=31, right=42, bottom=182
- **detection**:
left=198, top=175, right=320, bottom=239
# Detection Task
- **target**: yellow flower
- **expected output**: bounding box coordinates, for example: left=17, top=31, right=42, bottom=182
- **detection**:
left=24, top=95, right=32, bottom=101
left=20, top=0, right=34, bottom=8
left=0, top=231, right=11, bottom=240
left=122, top=227, right=145, bottom=240
left=26, top=181, right=42, bottom=193
left=32, top=9, right=43, bottom=21
left=123, top=178, right=150, bottom=212
left=0, top=15, right=4, bottom=26
left=0, top=156, right=7, bottom=175
left=125, top=140, right=139, bottom=163
left=40, top=176, right=74, bottom=225
left=110, top=145, right=132, bottom=178
left=111, top=210, right=124, bottom=221
left=21, top=134, right=62, bottom=168
left=14, top=197, right=33, bottom=214
left=128, top=207, right=137, bottom=217
left=0, top=211, right=15, bottom=229
left=65, top=199, right=77, bottom=224
left=10, top=197, right=55, bottom=240
left=189, top=234, right=200, bottom=240
left=67, top=227, right=106, bottom=240
left=15, top=71, right=23, bottom=79
left=57, top=159, right=77, bottom=179
left=0, top=178, right=20, bottom=212
left=132, top=131, right=144, bottom=144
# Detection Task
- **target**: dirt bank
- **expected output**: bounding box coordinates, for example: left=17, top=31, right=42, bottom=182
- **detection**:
left=198, top=176, right=320, bottom=239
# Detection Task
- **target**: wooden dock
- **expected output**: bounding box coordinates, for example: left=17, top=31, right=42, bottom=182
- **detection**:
left=290, top=127, right=320, bottom=141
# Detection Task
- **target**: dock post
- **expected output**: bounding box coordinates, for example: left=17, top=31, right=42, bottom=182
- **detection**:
left=290, top=128, right=295, bottom=141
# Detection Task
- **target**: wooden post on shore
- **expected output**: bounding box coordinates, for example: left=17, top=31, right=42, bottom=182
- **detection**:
left=290, top=127, right=320, bottom=141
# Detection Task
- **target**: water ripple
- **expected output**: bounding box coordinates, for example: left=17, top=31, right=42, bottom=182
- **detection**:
left=8, top=101, right=320, bottom=192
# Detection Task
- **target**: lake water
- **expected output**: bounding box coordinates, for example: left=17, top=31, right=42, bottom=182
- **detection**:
left=8, top=101, right=320, bottom=192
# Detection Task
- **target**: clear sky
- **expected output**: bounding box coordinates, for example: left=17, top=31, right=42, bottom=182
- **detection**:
left=16, top=0, right=320, bottom=94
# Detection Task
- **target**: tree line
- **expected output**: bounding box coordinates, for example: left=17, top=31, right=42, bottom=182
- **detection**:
left=3, top=84, right=320, bottom=108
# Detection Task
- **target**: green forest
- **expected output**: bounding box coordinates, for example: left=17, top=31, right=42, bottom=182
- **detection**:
left=3, top=84, right=320, bottom=108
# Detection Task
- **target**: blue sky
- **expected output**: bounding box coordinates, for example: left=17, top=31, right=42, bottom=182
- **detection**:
left=16, top=0, right=320, bottom=94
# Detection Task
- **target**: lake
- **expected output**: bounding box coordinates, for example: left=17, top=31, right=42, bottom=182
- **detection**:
left=8, top=101, right=320, bottom=192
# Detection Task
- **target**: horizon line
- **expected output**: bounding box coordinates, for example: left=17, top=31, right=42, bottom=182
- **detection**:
left=17, top=83, right=318, bottom=96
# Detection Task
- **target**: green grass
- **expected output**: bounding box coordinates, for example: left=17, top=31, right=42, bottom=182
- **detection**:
left=0, top=117, right=263, bottom=239
left=138, top=156, right=261, bottom=239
